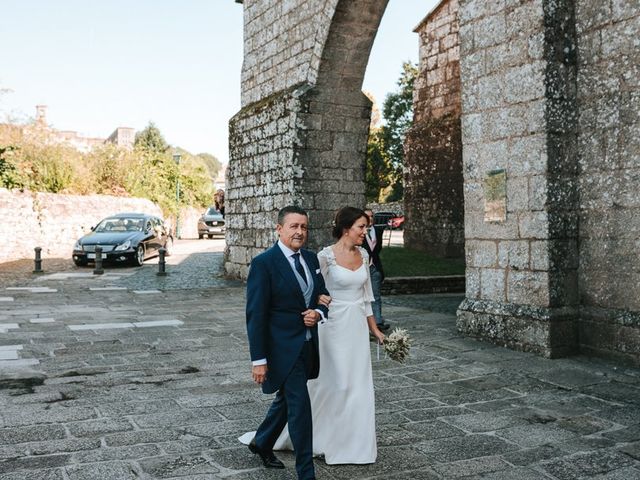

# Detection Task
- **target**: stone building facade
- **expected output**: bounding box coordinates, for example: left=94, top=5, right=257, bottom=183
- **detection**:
left=230, top=0, right=640, bottom=365
left=405, top=0, right=464, bottom=258
left=573, top=1, right=640, bottom=362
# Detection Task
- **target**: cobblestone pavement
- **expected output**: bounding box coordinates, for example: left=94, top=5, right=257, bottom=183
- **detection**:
left=1, top=248, right=640, bottom=479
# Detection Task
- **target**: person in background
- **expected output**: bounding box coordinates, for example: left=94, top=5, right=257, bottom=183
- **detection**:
left=363, top=209, right=390, bottom=332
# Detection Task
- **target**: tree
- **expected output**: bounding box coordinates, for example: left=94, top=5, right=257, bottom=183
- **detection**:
left=365, top=128, right=393, bottom=202
left=134, top=122, right=169, bottom=154
left=0, top=146, right=24, bottom=189
left=382, top=62, right=417, bottom=164
left=365, top=61, right=417, bottom=202
left=195, top=152, right=222, bottom=180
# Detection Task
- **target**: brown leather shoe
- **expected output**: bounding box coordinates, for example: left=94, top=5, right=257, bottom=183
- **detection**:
left=249, top=438, right=285, bottom=469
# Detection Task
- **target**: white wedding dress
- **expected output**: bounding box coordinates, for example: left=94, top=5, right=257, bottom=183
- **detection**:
left=240, top=246, right=377, bottom=464
left=306, top=245, right=377, bottom=463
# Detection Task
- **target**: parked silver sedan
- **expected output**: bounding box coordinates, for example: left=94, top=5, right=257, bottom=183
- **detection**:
left=197, top=207, right=225, bottom=239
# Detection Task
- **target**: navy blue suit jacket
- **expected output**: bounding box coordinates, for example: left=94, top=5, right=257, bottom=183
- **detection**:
left=246, top=243, right=329, bottom=394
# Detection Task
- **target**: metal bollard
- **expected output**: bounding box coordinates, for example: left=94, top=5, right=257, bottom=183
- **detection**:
left=93, top=246, right=104, bottom=275
left=33, top=247, right=43, bottom=274
left=157, top=247, right=167, bottom=276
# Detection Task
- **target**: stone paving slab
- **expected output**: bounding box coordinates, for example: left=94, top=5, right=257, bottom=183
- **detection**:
left=2, top=254, right=640, bottom=479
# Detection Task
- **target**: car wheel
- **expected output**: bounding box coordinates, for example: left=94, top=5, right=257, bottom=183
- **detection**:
left=73, top=258, right=88, bottom=267
left=208, top=234, right=214, bottom=239
left=198, top=234, right=203, bottom=239
left=134, top=245, right=145, bottom=266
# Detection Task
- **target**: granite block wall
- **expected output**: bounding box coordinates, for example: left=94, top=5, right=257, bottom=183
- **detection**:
left=240, top=0, right=339, bottom=107
left=455, top=0, right=580, bottom=357
left=405, top=0, right=464, bottom=258
left=575, top=0, right=640, bottom=363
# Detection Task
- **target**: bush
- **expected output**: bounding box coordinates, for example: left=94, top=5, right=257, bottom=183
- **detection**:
left=0, top=123, right=216, bottom=215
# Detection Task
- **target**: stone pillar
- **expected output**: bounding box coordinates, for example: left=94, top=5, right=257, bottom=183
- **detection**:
left=225, top=86, right=371, bottom=280
left=456, top=0, right=579, bottom=357
left=405, top=0, right=464, bottom=258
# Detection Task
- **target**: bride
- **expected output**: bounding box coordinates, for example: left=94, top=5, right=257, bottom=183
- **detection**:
left=241, top=206, right=385, bottom=464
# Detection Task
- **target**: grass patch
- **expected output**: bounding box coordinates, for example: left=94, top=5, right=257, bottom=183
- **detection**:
left=380, top=246, right=465, bottom=277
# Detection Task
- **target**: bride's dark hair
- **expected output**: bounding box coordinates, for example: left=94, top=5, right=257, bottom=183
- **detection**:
left=332, top=206, right=368, bottom=239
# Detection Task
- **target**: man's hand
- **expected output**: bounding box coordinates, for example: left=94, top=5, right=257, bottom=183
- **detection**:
left=317, top=294, right=332, bottom=307
left=302, top=309, right=320, bottom=327
left=252, top=364, right=268, bottom=384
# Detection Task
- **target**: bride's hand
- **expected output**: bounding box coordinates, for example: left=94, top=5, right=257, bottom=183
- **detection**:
left=372, top=329, right=385, bottom=345
left=317, top=294, right=332, bottom=307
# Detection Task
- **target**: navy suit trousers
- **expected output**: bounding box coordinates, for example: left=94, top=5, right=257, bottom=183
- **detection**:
left=254, top=342, right=315, bottom=480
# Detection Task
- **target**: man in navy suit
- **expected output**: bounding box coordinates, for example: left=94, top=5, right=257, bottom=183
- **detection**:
left=245, top=205, right=329, bottom=480
left=363, top=209, right=390, bottom=331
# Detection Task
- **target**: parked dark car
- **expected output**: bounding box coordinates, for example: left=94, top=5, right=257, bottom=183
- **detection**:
left=72, top=213, right=172, bottom=267
left=373, top=211, right=396, bottom=228
left=198, top=206, right=225, bottom=239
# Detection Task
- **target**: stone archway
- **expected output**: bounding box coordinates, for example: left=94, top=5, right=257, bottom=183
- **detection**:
left=226, top=0, right=389, bottom=279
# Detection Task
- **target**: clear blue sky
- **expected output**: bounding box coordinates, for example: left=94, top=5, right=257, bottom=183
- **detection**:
left=0, top=1, right=437, bottom=164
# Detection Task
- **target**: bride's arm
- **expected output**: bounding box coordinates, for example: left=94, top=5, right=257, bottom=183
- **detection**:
left=360, top=248, right=375, bottom=311
left=368, top=315, right=385, bottom=344
left=360, top=248, right=384, bottom=343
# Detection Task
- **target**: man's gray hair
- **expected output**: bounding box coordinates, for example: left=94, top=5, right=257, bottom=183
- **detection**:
left=277, top=205, right=308, bottom=225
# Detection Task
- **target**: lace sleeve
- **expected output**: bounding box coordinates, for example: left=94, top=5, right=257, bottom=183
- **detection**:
left=359, top=247, right=375, bottom=315
left=317, top=247, right=331, bottom=279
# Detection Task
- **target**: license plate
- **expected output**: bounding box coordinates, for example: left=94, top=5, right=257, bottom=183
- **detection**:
left=87, top=253, right=96, bottom=259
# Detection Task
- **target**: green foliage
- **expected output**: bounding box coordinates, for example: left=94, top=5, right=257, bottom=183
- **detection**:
left=365, top=128, right=393, bottom=202
left=195, top=152, right=222, bottom=180
left=0, top=122, right=215, bottom=215
left=1, top=129, right=79, bottom=193
left=134, top=122, right=169, bottom=154
left=28, top=150, right=75, bottom=192
left=365, top=61, right=417, bottom=203
left=380, top=246, right=465, bottom=277
left=0, top=146, right=25, bottom=189
left=382, top=61, right=418, bottom=169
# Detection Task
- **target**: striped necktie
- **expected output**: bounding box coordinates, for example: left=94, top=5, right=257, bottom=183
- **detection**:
left=292, top=253, right=307, bottom=285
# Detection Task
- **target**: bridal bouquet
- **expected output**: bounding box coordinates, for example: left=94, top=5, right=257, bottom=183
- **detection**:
left=383, top=327, right=411, bottom=363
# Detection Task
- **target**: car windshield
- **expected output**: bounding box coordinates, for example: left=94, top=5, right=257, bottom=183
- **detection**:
left=94, top=217, right=144, bottom=233
left=206, top=208, right=222, bottom=216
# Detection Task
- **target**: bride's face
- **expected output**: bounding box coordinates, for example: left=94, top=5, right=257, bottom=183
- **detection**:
left=344, top=216, right=368, bottom=245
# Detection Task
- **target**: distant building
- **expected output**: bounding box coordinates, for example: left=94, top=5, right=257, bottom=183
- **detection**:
left=105, top=126, right=135, bottom=150
left=30, top=105, right=134, bottom=152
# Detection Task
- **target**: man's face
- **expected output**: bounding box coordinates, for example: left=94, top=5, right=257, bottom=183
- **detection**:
left=365, top=210, right=374, bottom=227
left=276, top=213, right=308, bottom=252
